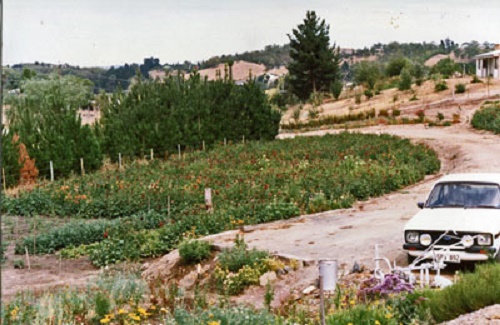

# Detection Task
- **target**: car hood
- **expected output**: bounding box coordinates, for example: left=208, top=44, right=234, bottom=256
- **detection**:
left=404, top=208, right=500, bottom=234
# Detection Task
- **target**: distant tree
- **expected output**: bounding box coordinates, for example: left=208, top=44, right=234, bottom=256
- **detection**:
left=330, top=80, right=343, bottom=100
left=412, top=63, right=426, bottom=86
left=432, top=58, right=459, bottom=78
left=386, top=56, right=410, bottom=77
left=354, top=61, right=380, bottom=90
left=398, top=68, right=412, bottom=91
left=287, top=11, right=341, bottom=101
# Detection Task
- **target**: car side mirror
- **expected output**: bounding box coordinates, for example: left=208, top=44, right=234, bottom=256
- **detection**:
left=417, top=202, right=425, bottom=209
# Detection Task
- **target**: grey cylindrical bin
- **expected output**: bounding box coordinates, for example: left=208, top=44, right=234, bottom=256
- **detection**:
left=319, top=260, right=338, bottom=291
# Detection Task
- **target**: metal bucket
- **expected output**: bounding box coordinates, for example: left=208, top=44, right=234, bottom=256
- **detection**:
left=319, top=260, right=338, bottom=291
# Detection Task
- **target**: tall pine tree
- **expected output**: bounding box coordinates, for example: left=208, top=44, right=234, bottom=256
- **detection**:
left=287, top=11, right=341, bottom=101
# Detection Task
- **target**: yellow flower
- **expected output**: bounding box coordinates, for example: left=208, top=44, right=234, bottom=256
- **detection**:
left=105, top=314, right=114, bottom=319
left=150, top=305, right=156, bottom=310
left=348, top=323, right=353, bottom=325
left=137, top=307, right=147, bottom=315
left=118, top=309, right=127, bottom=314
left=128, top=313, right=141, bottom=321
left=10, top=309, right=17, bottom=316
left=100, top=318, right=110, bottom=324
left=375, top=321, right=381, bottom=325
left=349, top=299, right=355, bottom=306
left=209, top=313, right=214, bottom=318
left=385, top=313, right=393, bottom=319
left=207, top=321, right=221, bottom=325
left=160, top=308, right=168, bottom=313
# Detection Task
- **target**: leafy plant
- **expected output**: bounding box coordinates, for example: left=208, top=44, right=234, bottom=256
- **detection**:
left=425, top=263, right=500, bottom=323
left=179, top=239, right=211, bottom=264
left=218, top=236, right=269, bottom=273
left=455, top=83, right=466, bottom=94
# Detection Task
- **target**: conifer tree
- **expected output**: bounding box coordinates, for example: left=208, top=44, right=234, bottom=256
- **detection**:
left=287, top=11, right=341, bottom=101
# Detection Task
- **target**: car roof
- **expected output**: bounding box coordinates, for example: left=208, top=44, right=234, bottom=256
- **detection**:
left=435, top=173, right=500, bottom=185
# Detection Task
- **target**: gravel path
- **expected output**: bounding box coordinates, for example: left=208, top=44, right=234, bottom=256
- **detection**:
left=440, top=304, right=500, bottom=325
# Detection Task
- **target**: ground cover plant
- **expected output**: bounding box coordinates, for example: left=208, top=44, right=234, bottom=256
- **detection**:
left=471, top=101, right=500, bottom=134
left=3, top=263, right=499, bottom=324
left=7, top=133, right=440, bottom=266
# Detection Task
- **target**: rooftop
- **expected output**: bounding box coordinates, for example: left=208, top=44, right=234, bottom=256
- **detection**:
left=474, top=50, right=500, bottom=59
left=435, top=173, right=500, bottom=185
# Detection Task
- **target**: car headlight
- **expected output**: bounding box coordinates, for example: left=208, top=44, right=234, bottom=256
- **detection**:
left=420, top=233, right=432, bottom=246
left=461, top=235, right=474, bottom=248
left=477, top=234, right=492, bottom=246
left=406, top=231, right=419, bottom=243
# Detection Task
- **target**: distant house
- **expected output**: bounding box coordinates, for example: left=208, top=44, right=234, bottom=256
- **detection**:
left=475, top=45, right=500, bottom=79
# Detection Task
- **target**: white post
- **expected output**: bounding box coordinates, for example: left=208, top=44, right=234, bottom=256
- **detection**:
left=205, top=188, right=213, bottom=213
left=80, top=158, right=85, bottom=176
left=178, top=144, right=181, bottom=159
left=2, top=167, right=5, bottom=191
left=224, top=138, right=227, bottom=146
left=118, top=153, right=122, bottom=170
left=374, top=244, right=380, bottom=273
left=242, top=135, right=245, bottom=144
left=50, top=161, right=54, bottom=181
left=150, top=149, right=154, bottom=160
left=202, top=140, right=205, bottom=151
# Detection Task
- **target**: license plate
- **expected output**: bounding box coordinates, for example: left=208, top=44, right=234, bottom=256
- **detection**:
left=435, top=253, right=460, bottom=263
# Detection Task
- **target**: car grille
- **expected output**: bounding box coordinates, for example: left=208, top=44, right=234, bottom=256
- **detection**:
left=426, top=231, right=473, bottom=246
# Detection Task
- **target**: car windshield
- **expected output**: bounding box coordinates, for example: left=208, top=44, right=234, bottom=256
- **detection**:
left=426, top=182, right=500, bottom=208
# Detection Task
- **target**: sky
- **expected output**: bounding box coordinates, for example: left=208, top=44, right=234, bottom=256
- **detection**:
left=5, top=0, right=500, bottom=67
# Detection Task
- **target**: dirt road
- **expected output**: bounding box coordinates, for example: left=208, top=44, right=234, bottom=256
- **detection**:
left=211, top=121, right=500, bottom=271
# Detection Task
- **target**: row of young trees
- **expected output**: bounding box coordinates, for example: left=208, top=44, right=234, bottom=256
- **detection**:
left=100, top=72, right=280, bottom=161
left=2, top=70, right=281, bottom=186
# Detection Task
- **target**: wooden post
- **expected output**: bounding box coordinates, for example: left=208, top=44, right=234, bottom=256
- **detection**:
left=2, top=168, right=5, bottom=191
left=150, top=149, right=154, bottom=160
left=319, top=274, right=326, bottom=325
left=224, top=138, right=227, bottom=146
left=178, top=144, right=181, bottom=160
left=205, top=188, right=213, bottom=213
left=202, top=140, right=205, bottom=151
left=50, top=161, right=54, bottom=181
left=80, top=158, right=85, bottom=176
left=242, top=135, right=245, bottom=144
left=118, top=153, right=122, bottom=170
left=25, top=247, right=31, bottom=271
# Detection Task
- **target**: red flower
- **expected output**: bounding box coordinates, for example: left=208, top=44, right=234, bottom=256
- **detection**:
left=158, top=221, right=164, bottom=227
left=103, top=231, right=108, bottom=239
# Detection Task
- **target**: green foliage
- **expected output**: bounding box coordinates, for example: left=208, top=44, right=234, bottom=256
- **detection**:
left=218, top=236, right=269, bottom=273
left=5, top=75, right=102, bottom=179
left=330, top=80, right=343, bottom=100
left=287, top=11, right=341, bottom=100
left=178, top=239, right=211, bottom=264
left=471, top=102, right=500, bottom=133
left=425, top=263, right=500, bottom=323
left=1, top=131, right=21, bottom=188
left=455, top=83, right=466, bottom=94
left=364, top=89, right=373, bottom=99
left=9, top=134, right=439, bottom=265
left=282, top=108, right=377, bottom=130
left=471, top=75, right=483, bottom=84
left=100, top=73, right=280, bottom=161
left=412, top=63, right=426, bottom=86
left=398, top=68, right=412, bottom=91
left=354, top=61, right=381, bottom=90
left=434, top=80, right=448, bottom=92
left=431, top=58, right=459, bottom=78
left=437, top=112, right=445, bottom=121
left=386, top=56, right=410, bottom=77
left=326, top=303, right=397, bottom=325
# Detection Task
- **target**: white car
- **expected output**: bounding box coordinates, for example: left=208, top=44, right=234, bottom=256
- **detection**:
left=403, top=173, right=500, bottom=264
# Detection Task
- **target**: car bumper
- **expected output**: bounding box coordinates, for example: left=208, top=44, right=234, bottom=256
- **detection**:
left=403, top=244, right=497, bottom=261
